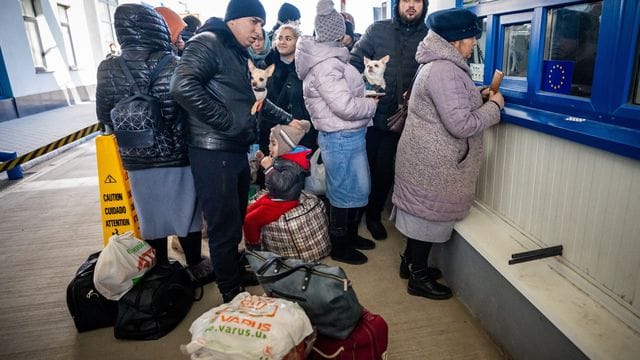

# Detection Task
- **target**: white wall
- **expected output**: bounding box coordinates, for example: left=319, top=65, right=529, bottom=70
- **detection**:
left=0, top=0, right=102, bottom=101
left=477, top=124, right=640, bottom=323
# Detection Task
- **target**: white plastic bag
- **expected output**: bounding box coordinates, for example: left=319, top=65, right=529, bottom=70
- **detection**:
left=304, top=149, right=325, bottom=195
left=182, top=292, right=313, bottom=360
left=93, top=231, right=155, bottom=300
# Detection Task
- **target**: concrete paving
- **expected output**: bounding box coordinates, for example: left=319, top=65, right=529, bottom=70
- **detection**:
left=0, top=102, right=98, bottom=182
left=0, top=138, right=503, bottom=359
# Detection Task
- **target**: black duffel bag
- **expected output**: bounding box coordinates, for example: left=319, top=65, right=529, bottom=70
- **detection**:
left=114, top=260, right=201, bottom=340
left=66, top=251, right=119, bottom=332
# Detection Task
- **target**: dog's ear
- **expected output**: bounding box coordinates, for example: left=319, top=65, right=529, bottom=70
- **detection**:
left=265, top=64, right=276, bottom=77
left=364, top=57, right=371, bottom=65
left=381, top=55, right=390, bottom=64
left=248, top=59, right=256, bottom=73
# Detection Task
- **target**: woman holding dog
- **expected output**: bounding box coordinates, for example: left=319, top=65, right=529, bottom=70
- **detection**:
left=296, top=0, right=378, bottom=265
left=392, top=8, right=504, bottom=300
left=258, top=23, right=317, bottom=154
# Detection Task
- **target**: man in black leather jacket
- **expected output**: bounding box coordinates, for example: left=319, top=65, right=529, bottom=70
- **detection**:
left=349, top=0, right=429, bottom=241
left=170, top=0, right=277, bottom=303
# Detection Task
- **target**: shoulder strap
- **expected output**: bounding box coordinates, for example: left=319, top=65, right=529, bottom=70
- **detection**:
left=405, top=64, right=424, bottom=102
left=116, top=54, right=173, bottom=95
left=146, top=54, right=173, bottom=93
left=117, top=56, right=141, bottom=94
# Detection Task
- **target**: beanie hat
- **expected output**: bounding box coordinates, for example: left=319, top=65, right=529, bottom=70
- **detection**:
left=344, top=18, right=355, bottom=39
left=271, top=121, right=311, bottom=157
left=182, top=15, right=201, bottom=33
left=278, top=3, right=301, bottom=24
left=426, top=8, right=481, bottom=42
left=314, top=0, right=346, bottom=43
left=156, top=7, right=187, bottom=44
left=224, top=0, right=266, bottom=24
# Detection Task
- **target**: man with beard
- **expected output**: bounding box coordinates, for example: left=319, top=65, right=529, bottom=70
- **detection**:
left=349, top=0, right=429, bottom=242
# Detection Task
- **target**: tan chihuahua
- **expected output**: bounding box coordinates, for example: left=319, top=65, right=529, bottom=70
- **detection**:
left=248, top=59, right=275, bottom=114
left=364, top=55, right=390, bottom=91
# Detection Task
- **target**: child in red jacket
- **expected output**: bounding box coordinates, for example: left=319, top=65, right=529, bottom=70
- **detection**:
left=244, top=121, right=312, bottom=247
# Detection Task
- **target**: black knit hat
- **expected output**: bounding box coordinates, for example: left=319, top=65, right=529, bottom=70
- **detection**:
left=224, top=0, right=266, bottom=23
left=426, top=8, right=481, bottom=42
left=182, top=15, right=201, bottom=32
left=278, top=3, right=301, bottom=23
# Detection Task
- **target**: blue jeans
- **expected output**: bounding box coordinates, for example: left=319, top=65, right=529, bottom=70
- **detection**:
left=318, top=128, right=370, bottom=208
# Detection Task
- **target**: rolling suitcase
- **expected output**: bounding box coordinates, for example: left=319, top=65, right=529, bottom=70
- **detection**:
left=310, top=309, right=388, bottom=359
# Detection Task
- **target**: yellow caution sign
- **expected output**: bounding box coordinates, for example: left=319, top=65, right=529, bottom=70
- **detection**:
left=96, top=135, right=140, bottom=245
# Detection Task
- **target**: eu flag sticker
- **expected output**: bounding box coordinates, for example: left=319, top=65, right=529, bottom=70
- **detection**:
left=541, top=60, right=574, bottom=94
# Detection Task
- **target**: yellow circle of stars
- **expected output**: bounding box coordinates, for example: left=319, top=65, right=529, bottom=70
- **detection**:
left=547, top=64, right=566, bottom=90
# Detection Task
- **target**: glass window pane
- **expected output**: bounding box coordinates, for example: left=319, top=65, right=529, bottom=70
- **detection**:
left=502, top=23, right=530, bottom=78
left=634, top=46, right=640, bottom=105
left=543, top=2, right=602, bottom=97
left=24, top=21, right=44, bottom=68
left=57, top=5, right=69, bottom=23
left=21, top=0, right=35, bottom=17
left=62, top=26, right=76, bottom=67
left=98, top=2, right=110, bottom=22
left=469, top=18, right=487, bottom=82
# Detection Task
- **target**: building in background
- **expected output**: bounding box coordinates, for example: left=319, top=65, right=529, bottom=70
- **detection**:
left=0, top=0, right=122, bottom=121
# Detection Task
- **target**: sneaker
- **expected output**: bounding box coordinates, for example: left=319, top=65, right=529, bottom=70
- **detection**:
left=366, top=218, right=388, bottom=240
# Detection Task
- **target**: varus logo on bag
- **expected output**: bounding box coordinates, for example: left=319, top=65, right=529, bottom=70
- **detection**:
left=136, top=248, right=155, bottom=270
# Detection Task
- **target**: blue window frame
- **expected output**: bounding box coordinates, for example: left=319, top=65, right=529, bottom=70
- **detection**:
left=458, top=0, right=640, bottom=160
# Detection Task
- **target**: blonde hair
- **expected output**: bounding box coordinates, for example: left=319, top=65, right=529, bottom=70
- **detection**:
left=273, top=22, right=302, bottom=50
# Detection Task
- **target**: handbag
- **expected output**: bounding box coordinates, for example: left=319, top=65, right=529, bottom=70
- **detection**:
left=115, top=261, right=201, bottom=340
left=246, top=250, right=363, bottom=340
left=386, top=65, right=423, bottom=133
left=261, top=191, right=331, bottom=262
left=304, top=149, right=326, bottom=196
left=66, top=251, right=119, bottom=332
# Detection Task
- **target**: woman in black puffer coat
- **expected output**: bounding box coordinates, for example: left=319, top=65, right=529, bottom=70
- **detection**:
left=95, top=3, right=212, bottom=284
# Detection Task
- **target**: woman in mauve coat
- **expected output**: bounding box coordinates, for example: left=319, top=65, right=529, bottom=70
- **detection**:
left=392, top=8, right=504, bottom=300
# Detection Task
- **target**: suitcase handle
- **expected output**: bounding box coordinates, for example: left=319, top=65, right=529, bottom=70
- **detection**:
left=311, top=346, right=345, bottom=359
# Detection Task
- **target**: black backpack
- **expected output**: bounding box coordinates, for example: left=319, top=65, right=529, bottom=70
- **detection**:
left=66, top=252, right=119, bottom=332
left=114, top=260, right=202, bottom=340
left=109, top=55, right=172, bottom=157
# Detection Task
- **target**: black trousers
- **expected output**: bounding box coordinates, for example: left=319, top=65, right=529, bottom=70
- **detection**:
left=365, top=126, right=400, bottom=221
left=189, top=147, right=250, bottom=295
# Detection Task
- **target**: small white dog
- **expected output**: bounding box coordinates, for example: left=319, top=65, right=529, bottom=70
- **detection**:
left=248, top=59, right=275, bottom=114
left=364, top=55, right=390, bottom=93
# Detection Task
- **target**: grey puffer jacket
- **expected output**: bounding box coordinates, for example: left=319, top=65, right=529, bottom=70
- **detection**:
left=392, top=31, right=501, bottom=222
left=96, top=3, right=187, bottom=171
left=295, top=36, right=376, bottom=133
left=349, top=0, right=428, bottom=130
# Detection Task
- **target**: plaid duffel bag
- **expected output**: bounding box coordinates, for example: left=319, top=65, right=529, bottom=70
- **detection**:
left=255, top=191, right=331, bottom=262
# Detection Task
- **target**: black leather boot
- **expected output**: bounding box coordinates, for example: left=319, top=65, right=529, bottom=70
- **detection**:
left=407, top=265, right=452, bottom=300
left=399, top=253, right=442, bottom=280
left=330, top=206, right=368, bottom=265
left=222, top=285, right=245, bottom=303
